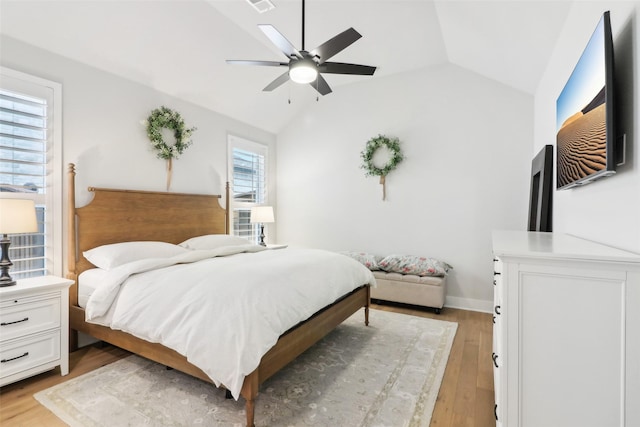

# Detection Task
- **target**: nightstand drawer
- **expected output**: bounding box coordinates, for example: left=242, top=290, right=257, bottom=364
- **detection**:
left=0, top=330, right=61, bottom=379
left=0, top=296, right=61, bottom=342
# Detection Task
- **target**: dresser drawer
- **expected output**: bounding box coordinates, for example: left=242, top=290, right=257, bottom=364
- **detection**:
left=0, top=295, right=60, bottom=342
left=0, top=330, right=61, bottom=379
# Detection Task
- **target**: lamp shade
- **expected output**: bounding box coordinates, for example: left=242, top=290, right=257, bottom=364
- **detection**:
left=0, top=199, right=38, bottom=234
left=250, top=206, right=274, bottom=224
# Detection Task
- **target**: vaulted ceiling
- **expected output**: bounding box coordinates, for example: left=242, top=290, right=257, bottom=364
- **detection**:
left=0, top=0, right=573, bottom=133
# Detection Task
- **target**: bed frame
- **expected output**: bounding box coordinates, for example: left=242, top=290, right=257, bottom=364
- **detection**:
left=65, top=163, right=370, bottom=427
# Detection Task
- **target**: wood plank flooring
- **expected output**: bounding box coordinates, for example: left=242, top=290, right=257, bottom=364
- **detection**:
left=0, top=304, right=494, bottom=427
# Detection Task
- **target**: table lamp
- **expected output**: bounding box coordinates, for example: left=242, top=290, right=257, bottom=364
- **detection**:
left=250, top=206, right=274, bottom=246
left=0, top=199, right=38, bottom=287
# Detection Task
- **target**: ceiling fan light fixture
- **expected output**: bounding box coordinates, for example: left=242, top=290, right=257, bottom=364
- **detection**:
left=289, top=60, right=318, bottom=84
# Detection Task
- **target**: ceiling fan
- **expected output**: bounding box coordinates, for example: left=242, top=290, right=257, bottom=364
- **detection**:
left=226, top=0, right=376, bottom=96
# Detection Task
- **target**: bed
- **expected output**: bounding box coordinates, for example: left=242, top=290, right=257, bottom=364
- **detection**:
left=64, top=163, right=372, bottom=427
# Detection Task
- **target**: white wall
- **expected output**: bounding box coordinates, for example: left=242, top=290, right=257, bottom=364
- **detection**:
left=534, top=2, right=640, bottom=252
left=276, top=64, right=533, bottom=311
left=0, top=36, right=277, bottom=267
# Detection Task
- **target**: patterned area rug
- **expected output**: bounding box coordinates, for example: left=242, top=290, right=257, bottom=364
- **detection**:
left=35, top=309, right=457, bottom=426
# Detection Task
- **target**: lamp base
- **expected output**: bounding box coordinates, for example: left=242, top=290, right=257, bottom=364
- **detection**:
left=0, top=276, right=16, bottom=287
left=258, top=224, right=266, bottom=246
left=0, top=235, right=16, bottom=287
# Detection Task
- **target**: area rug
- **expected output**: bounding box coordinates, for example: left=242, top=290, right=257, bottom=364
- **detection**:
left=35, top=309, right=457, bottom=427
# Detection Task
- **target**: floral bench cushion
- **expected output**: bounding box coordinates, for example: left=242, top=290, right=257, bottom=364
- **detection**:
left=379, top=254, right=451, bottom=277
left=342, top=252, right=451, bottom=277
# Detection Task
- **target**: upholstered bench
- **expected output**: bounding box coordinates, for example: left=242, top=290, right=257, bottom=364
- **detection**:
left=371, top=271, right=446, bottom=314
left=341, top=252, right=451, bottom=314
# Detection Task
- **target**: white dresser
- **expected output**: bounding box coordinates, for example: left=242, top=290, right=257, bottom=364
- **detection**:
left=492, top=231, right=640, bottom=427
left=0, top=275, right=73, bottom=386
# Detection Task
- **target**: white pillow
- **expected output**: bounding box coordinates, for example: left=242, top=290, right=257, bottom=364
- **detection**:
left=179, top=234, right=251, bottom=250
left=83, top=241, right=188, bottom=270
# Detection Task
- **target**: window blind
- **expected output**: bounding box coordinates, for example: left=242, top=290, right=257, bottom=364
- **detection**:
left=0, top=89, right=47, bottom=278
left=229, top=140, right=267, bottom=243
left=232, top=147, right=265, bottom=203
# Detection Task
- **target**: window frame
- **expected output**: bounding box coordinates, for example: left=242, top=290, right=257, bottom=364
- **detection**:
left=227, top=134, right=269, bottom=244
left=0, top=66, right=63, bottom=277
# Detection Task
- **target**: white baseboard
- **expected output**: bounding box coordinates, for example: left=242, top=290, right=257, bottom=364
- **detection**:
left=445, top=295, right=493, bottom=313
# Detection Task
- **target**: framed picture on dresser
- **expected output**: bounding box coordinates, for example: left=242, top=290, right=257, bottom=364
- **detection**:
left=528, top=145, right=553, bottom=232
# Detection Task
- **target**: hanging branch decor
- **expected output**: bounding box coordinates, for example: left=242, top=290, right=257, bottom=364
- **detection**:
left=144, top=106, right=196, bottom=190
left=360, top=134, right=404, bottom=200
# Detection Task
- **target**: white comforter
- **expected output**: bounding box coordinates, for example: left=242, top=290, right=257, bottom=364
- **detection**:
left=84, top=245, right=375, bottom=399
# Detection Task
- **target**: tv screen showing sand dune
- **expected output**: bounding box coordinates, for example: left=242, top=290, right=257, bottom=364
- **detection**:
left=557, top=89, right=607, bottom=188
left=556, top=15, right=608, bottom=189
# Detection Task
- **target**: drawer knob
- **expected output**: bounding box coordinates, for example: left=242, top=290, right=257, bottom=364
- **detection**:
left=1, top=352, right=29, bottom=363
left=1, top=317, right=29, bottom=326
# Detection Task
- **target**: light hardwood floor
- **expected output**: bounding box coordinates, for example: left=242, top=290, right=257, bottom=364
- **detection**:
left=0, top=304, right=494, bottom=427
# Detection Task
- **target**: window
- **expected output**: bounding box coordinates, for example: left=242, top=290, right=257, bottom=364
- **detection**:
left=228, top=135, right=267, bottom=243
left=0, top=67, right=62, bottom=278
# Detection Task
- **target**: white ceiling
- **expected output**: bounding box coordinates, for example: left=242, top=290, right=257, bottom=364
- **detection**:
left=0, top=0, right=573, bottom=133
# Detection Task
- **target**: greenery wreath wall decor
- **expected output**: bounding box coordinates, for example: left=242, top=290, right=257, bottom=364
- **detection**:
left=360, top=134, right=404, bottom=200
left=144, top=106, right=197, bottom=190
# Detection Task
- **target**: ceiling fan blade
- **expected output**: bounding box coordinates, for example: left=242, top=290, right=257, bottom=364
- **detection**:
left=310, top=28, right=362, bottom=64
left=310, top=74, right=332, bottom=96
left=263, top=71, right=290, bottom=92
left=258, top=24, right=302, bottom=60
left=319, top=62, right=376, bottom=76
left=226, top=60, right=288, bottom=67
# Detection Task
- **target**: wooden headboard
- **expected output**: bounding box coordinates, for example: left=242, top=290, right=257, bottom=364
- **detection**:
left=66, top=163, right=229, bottom=288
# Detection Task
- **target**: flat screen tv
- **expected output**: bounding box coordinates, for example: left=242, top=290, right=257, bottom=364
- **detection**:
left=556, top=11, right=616, bottom=190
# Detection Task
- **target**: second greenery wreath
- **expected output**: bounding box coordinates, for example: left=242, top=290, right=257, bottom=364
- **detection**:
left=360, top=134, right=403, bottom=200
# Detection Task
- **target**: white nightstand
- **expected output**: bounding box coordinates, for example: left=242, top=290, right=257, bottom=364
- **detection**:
left=0, top=275, right=73, bottom=387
